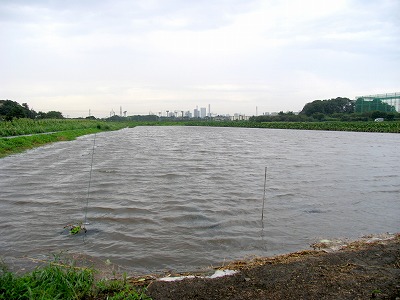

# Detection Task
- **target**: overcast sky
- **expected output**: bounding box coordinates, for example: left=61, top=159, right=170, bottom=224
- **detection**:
left=1, top=0, right=399, bottom=118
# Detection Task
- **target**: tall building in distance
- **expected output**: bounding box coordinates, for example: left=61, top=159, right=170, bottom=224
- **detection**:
left=193, top=107, right=199, bottom=118
left=200, top=107, right=207, bottom=118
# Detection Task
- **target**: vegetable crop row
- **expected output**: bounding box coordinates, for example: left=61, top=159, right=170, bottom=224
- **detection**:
left=0, top=119, right=131, bottom=137
left=183, top=121, right=400, bottom=133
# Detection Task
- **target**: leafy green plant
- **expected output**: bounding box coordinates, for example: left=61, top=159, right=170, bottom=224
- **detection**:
left=0, top=258, right=151, bottom=300
left=183, top=120, right=400, bottom=133
left=64, top=222, right=86, bottom=235
left=0, top=259, right=94, bottom=299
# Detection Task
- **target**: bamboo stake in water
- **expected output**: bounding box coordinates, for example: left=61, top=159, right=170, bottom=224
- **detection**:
left=261, top=167, right=267, bottom=221
left=84, top=133, right=96, bottom=226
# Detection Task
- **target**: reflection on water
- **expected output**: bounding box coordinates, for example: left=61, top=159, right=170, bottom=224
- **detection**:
left=0, top=126, right=399, bottom=274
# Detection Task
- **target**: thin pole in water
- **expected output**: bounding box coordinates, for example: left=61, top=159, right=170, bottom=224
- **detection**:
left=261, top=167, right=267, bottom=221
left=84, top=133, right=96, bottom=226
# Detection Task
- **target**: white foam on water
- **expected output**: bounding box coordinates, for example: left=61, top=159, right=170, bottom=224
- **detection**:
left=158, top=269, right=239, bottom=282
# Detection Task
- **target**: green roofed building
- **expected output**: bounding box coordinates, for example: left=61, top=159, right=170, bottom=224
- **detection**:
left=355, top=93, right=399, bottom=113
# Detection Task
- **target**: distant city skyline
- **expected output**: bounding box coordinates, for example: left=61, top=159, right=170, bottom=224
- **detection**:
left=101, top=104, right=285, bottom=119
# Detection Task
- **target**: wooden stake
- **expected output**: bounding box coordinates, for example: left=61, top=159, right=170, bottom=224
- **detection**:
left=261, top=167, right=267, bottom=221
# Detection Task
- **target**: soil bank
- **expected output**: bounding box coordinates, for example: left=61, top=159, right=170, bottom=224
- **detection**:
left=145, top=234, right=400, bottom=300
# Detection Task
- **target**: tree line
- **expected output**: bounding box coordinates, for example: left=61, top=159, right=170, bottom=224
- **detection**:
left=0, top=100, right=63, bottom=121
left=250, top=97, right=398, bottom=122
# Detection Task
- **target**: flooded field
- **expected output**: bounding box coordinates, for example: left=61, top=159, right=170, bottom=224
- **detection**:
left=0, top=126, right=399, bottom=274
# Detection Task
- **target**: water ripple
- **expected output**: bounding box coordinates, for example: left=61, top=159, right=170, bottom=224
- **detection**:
left=0, top=127, right=399, bottom=274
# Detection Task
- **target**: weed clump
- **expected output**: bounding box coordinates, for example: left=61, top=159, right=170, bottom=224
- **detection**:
left=0, top=259, right=94, bottom=299
left=0, top=258, right=151, bottom=300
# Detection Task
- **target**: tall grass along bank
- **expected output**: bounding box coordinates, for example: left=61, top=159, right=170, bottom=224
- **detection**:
left=0, top=128, right=98, bottom=158
left=0, top=119, right=131, bottom=137
left=0, top=258, right=150, bottom=300
left=0, top=119, right=137, bottom=158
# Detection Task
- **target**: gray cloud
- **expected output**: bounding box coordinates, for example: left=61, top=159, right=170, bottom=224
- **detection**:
left=0, top=0, right=399, bottom=117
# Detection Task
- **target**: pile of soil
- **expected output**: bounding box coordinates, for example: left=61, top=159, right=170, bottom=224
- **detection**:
left=145, top=234, right=400, bottom=299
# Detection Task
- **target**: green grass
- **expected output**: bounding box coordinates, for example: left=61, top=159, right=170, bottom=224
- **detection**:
left=0, top=128, right=100, bottom=158
left=0, top=259, right=151, bottom=300
left=0, top=119, right=135, bottom=158
left=0, top=119, right=128, bottom=137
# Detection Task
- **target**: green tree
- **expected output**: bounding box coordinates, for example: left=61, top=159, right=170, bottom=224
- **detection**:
left=127, top=114, right=159, bottom=121
left=371, top=111, right=387, bottom=119
left=36, top=111, right=64, bottom=119
left=0, top=100, right=38, bottom=120
left=45, top=111, right=64, bottom=119
left=312, top=112, right=325, bottom=121
left=0, top=100, right=25, bottom=120
left=300, top=97, right=354, bottom=116
left=385, top=113, right=395, bottom=121
left=22, top=102, right=37, bottom=118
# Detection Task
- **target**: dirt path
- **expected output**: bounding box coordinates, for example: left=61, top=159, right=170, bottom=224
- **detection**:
left=146, top=234, right=400, bottom=299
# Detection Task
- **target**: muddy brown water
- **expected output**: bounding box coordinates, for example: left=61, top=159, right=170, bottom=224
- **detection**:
left=0, top=126, right=399, bottom=274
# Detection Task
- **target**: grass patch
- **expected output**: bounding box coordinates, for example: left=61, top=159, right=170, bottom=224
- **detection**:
left=0, top=128, right=102, bottom=158
left=0, top=119, right=130, bottom=137
left=0, top=258, right=151, bottom=300
left=0, top=119, right=160, bottom=158
left=0, top=119, right=137, bottom=158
